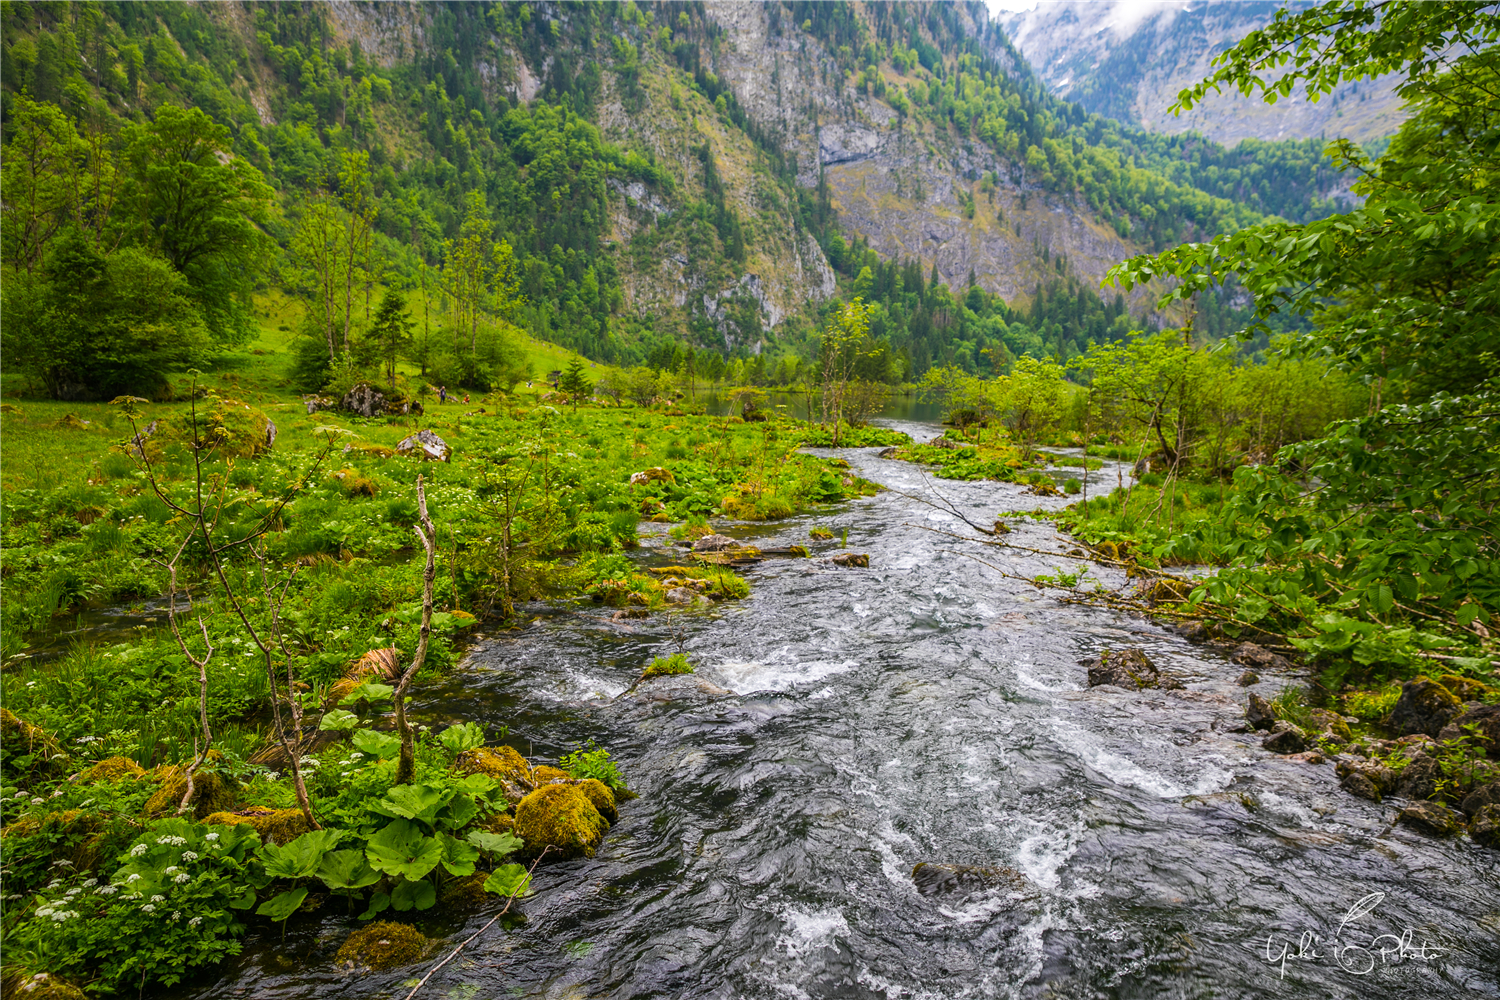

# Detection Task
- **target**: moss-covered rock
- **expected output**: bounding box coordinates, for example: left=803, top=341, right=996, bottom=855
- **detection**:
left=438, top=872, right=492, bottom=908
left=143, top=762, right=237, bottom=819
left=513, top=784, right=608, bottom=860
left=335, top=921, right=427, bottom=970
left=1437, top=673, right=1493, bottom=702
left=575, top=778, right=618, bottom=824
left=456, top=746, right=533, bottom=803
left=531, top=765, right=571, bottom=786
left=1389, top=677, right=1462, bottom=737
left=0, top=971, right=87, bottom=1000
left=171, top=396, right=276, bottom=459
left=77, top=756, right=146, bottom=783
left=203, top=807, right=307, bottom=845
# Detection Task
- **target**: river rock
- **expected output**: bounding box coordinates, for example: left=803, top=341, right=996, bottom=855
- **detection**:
left=831, top=552, right=869, bottom=568
left=513, top=784, right=609, bottom=860
left=1263, top=726, right=1307, bottom=754
left=1388, top=677, right=1462, bottom=737
left=1394, top=755, right=1441, bottom=800
left=664, top=587, right=706, bottom=606
left=396, top=430, right=450, bottom=462
left=692, top=533, right=738, bottom=552
left=1084, top=647, right=1161, bottom=690
left=1232, top=642, right=1291, bottom=671
left=1438, top=704, right=1500, bottom=757
left=1340, top=770, right=1382, bottom=802
left=1397, top=800, right=1464, bottom=837
left=1470, top=803, right=1500, bottom=849
left=342, top=382, right=386, bottom=418
left=877, top=446, right=900, bottom=458
left=1305, top=709, right=1353, bottom=741
left=910, top=862, right=1028, bottom=899
left=625, top=673, right=734, bottom=703
left=1460, top=781, right=1500, bottom=818
left=1245, top=693, right=1276, bottom=730
left=1237, top=669, right=1260, bottom=687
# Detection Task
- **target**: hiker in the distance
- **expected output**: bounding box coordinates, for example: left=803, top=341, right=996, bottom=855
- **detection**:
left=439, top=385, right=447, bottom=403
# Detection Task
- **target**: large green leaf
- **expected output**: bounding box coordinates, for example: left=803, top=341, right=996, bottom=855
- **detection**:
left=372, top=783, right=454, bottom=826
left=439, top=721, right=485, bottom=754
left=437, top=831, right=480, bottom=877
left=358, top=891, right=390, bottom=921
left=340, top=679, right=394, bottom=705
left=390, top=877, right=437, bottom=912
left=255, top=887, right=307, bottom=921
left=483, top=863, right=532, bottom=899
left=318, top=708, right=360, bottom=732
left=352, top=728, right=402, bottom=759
left=365, top=818, right=442, bottom=880
left=258, top=828, right=343, bottom=879
left=466, top=829, right=523, bottom=857
left=439, top=791, right=482, bottom=831
left=317, top=849, right=380, bottom=891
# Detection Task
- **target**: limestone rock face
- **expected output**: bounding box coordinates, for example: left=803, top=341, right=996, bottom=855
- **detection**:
left=1388, top=678, right=1462, bottom=738
left=342, top=382, right=386, bottom=418
left=396, top=429, right=449, bottom=462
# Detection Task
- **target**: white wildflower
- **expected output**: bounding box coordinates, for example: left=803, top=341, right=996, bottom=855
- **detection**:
left=36, top=907, right=54, bottom=918
left=96, top=885, right=118, bottom=896
left=188, top=916, right=203, bottom=928
left=82, top=878, right=98, bottom=888
left=204, top=832, right=219, bottom=842
left=173, top=873, right=191, bottom=884
left=170, top=911, right=181, bottom=922
left=141, top=903, right=156, bottom=913
left=181, top=851, right=199, bottom=862
left=45, top=880, right=61, bottom=889
left=50, top=789, right=63, bottom=798
left=129, top=843, right=149, bottom=857
left=163, top=866, right=180, bottom=875
left=12, top=791, right=26, bottom=799
left=150, top=894, right=165, bottom=903
left=126, top=874, right=141, bottom=883
left=29, top=797, right=42, bottom=805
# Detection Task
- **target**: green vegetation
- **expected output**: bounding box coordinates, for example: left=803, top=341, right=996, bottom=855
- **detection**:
left=641, top=653, right=694, bottom=678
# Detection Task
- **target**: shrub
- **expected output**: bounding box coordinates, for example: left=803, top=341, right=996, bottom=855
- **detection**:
left=559, top=741, right=626, bottom=792
left=642, top=653, right=693, bottom=678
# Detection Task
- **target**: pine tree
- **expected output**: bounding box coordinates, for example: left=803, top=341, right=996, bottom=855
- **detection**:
left=558, top=356, right=592, bottom=412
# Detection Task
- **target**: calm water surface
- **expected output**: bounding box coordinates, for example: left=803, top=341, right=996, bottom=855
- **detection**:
left=186, top=419, right=1500, bottom=1000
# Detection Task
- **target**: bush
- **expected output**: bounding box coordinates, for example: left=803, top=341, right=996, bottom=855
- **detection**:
left=642, top=653, right=693, bottom=678
left=559, top=741, right=627, bottom=792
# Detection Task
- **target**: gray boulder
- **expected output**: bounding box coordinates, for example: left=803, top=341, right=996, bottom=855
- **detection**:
left=1388, top=678, right=1462, bottom=738
left=396, top=429, right=450, bottom=462
left=1397, top=800, right=1463, bottom=837
left=1086, top=647, right=1160, bottom=690
left=342, top=382, right=386, bottom=418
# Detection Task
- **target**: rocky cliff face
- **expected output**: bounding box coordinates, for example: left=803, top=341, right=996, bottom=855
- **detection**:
left=1001, top=0, right=1407, bottom=146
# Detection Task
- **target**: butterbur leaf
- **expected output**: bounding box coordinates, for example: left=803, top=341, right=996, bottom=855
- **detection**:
left=365, top=818, right=443, bottom=880
left=466, top=830, right=523, bottom=857
left=318, top=849, right=380, bottom=891
left=483, top=863, right=532, bottom=899
left=259, top=828, right=343, bottom=879
left=358, top=891, right=391, bottom=921
left=439, top=721, right=485, bottom=754
left=439, top=791, right=481, bottom=831
left=390, top=877, right=437, bottom=912
left=228, top=888, right=257, bottom=910
left=319, top=708, right=361, bottom=732
left=255, top=887, right=308, bottom=921
left=373, top=783, right=454, bottom=826
left=352, top=728, right=402, bottom=759
left=341, top=679, right=394, bottom=705
left=437, top=831, right=480, bottom=876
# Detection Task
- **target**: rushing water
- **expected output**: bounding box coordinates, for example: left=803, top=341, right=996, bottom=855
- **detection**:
left=188, top=420, right=1500, bottom=1000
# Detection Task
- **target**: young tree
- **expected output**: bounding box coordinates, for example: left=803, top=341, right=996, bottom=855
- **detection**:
left=557, top=356, right=593, bottom=412
left=368, top=289, right=415, bottom=389
left=991, top=355, right=1066, bottom=457
left=817, top=298, right=873, bottom=446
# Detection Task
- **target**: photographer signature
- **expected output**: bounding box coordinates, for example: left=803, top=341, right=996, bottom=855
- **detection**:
left=1262, top=892, right=1446, bottom=979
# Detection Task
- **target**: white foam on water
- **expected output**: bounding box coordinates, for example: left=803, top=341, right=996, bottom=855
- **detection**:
left=714, top=657, right=858, bottom=694
left=1015, top=659, right=1080, bottom=693
left=1015, top=818, right=1081, bottom=891
left=1050, top=720, right=1233, bottom=799
left=776, top=905, right=849, bottom=961
left=926, top=510, right=956, bottom=522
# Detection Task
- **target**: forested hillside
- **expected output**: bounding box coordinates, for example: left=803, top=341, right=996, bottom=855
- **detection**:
left=3, top=0, right=1354, bottom=397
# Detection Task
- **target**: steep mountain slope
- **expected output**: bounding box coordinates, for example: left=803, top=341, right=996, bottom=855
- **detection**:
left=1001, top=0, right=1407, bottom=145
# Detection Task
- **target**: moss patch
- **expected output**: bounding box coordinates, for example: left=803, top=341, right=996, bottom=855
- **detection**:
left=513, top=784, right=609, bottom=861
left=77, top=756, right=146, bottom=783
left=143, top=764, right=237, bottom=819
left=203, top=807, right=308, bottom=845
left=575, top=778, right=618, bottom=824
left=531, top=765, right=571, bottom=785
left=335, top=921, right=427, bottom=970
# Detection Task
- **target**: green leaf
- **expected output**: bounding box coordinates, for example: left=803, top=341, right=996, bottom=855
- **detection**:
left=259, top=828, right=343, bottom=879
left=390, top=877, right=437, bottom=912
left=255, top=887, right=308, bottom=922
left=317, top=849, right=381, bottom=891
left=352, top=728, right=402, bottom=759
left=365, top=818, right=443, bottom=881
left=438, top=791, right=482, bottom=831
left=466, top=829, right=523, bottom=857
left=483, top=863, right=532, bottom=899
left=318, top=708, right=361, bottom=732
left=373, top=782, right=455, bottom=826
left=358, top=891, right=391, bottom=921
left=341, top=679, right=395, bottom=706
left=439, top=721, right=485, bottom=754
left=437, top=831, right=480, bottom=876
left=228, top=888, right=257, bottom=910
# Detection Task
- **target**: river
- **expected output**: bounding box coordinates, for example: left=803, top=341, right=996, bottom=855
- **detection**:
left=188, top=420, right=1500, bottom=999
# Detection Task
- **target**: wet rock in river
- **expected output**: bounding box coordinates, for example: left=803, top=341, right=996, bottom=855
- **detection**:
left=1388, top=677, right=1462, bottom=738
left=1470, top=803, right=1500, bottom=849
left=1394, top=754, right=1441, bottom=800
left=1085, top=647, right=1161, bottom=690
left=665, top=587, right=708, bottom=605
left=1263, top=725, right=1307, bottom=755
left=576, top=778, right=619, bottom=824
left=911, top=863, right=1029, bottom=899
left=1305, top=709, right=1353, bottom=741
left=1237, top=669, right=1260, bottom=687
left=1245, top=693, right=1276, bottom=730
left=625, top=673, right=734, bottom=703
left=456, top=745, right=534, bottom=803
left=691, top=533, right=738, bottom=552
left=1232, top=643, right=1291, bottom=671
left=1438, top=704, right=1500, bottom=757
left=1340, top=770, right=1382, bottom=802
left=336, top=920, right=428, bottom=970
left=831, top=551, right=869, bottom=568
left=1460, top=781, right=1500, bottom=818
left=1397, top=800, right=1464, bottom=837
